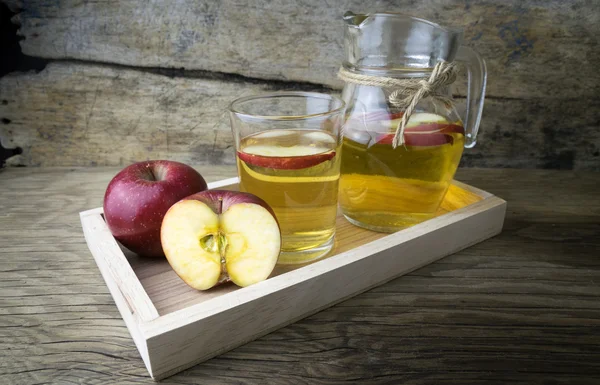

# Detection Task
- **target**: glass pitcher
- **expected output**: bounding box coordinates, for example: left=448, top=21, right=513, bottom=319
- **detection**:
left=338, top=12, right=487, bottom=232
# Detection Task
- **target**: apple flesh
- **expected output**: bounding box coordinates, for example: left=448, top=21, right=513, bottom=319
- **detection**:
left=103, top=160, right=207, bottom=257
left=161, top=190, right=281, bottom=290
left=237, top=145, right=335, bottom=170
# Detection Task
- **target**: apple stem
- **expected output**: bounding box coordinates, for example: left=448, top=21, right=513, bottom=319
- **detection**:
left=217, top=233, right=228, bottom=280
left=218, top=233, right=228, bottom=259
left=216, top=198, right=228, bottom=273
left=199, top=232, right=228, bottom=265
left=145, top=165, right=156, bottom=181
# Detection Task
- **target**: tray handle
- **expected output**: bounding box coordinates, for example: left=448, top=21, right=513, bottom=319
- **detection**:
left=80, top=208, right=159, bottom=323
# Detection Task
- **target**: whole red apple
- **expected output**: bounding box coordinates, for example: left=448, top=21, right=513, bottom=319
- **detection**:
left=103, top=160, right=207, bottom=257
left=161, top=190, right=281, bottom=290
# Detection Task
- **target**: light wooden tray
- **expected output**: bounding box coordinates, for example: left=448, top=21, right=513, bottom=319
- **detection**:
left=80, top=177, right=506, bottom=380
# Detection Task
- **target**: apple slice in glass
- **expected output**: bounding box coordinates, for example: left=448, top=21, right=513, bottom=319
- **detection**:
left=161, top=190, right=281, bottom=290
left=238, top=144, right=335, bottom=170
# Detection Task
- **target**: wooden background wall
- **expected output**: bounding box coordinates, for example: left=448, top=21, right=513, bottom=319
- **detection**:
left=0, top=0, right=599, bottom=170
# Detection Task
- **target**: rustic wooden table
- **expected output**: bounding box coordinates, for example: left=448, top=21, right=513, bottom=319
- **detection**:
left=2, top=166, right=599, bottom=384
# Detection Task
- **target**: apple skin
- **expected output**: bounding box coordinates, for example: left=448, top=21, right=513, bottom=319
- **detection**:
left=182, top=190, right=278, bottom=221
left=375, top=123, right=464, bottom=146
left=103, top=160, right=207, bottom=257
left=237, top=150, right=335, bottom=170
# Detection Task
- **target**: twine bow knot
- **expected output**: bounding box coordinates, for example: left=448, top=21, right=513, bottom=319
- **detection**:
left=338, top=61, right=459, bottom=148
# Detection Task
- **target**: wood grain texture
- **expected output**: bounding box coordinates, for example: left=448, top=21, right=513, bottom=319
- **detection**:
left=0, top=62, right=253, bottom=167
left=1, top=62, right=599, bottom=169
left=4, top=0, right=600, bottom=100
left=80, top=212, right=159, bottom=322
left=1, top=166, right=600, bottom=384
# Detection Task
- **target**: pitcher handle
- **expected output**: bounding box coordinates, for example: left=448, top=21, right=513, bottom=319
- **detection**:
left=455, top=46, right=487, bottom=148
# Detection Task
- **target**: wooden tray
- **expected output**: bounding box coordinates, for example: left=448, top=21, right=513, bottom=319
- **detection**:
left=80, top=177, right=506, bottom=380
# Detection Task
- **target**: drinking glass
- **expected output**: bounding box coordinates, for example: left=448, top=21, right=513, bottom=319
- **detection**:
left=229, top=92, right=345, bottom=264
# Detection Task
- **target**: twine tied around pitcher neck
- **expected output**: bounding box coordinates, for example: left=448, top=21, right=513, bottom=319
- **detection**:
left=337, top=61, right=459, bottom=148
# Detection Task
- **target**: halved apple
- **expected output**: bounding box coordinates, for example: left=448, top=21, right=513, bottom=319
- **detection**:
left=238, top=145, right=335, bottom=170
left=161, top=190, right=281, bottom=290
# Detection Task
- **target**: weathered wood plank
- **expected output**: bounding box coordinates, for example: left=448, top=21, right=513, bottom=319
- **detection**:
left=0, top=63, right=259, bottom=167
left=1, top=167, right=600, bottom=384
left=1, top=62, right=599, bottom=169
left=4, top=0, right=600, bottom=100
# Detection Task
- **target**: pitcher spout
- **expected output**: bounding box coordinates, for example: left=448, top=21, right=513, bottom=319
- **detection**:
left=343, top=11, right=370, bottom=28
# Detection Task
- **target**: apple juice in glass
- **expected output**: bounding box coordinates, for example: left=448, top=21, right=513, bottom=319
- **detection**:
left=228, top=92, right=344, bottom=264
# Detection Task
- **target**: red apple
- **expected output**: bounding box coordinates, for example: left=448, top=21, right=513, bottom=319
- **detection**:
left=161, top=190, right=281, bottom=290
left=237, top=145, right=335, bottom=170
left=103, top=160, right=207, bottom=257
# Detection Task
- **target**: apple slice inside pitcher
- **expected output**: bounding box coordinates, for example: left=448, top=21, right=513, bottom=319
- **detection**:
left=376, top=132, right=454, bottom=146
left=362, top=111, right=405, bottom=122
left=384, top=112, right=452, bottom=130
left=375, top=112, right=463, bottom=146
left=238, top=144, right=335, bottom=170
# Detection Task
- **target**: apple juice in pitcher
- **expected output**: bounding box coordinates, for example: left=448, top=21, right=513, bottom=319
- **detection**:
left=340, top=112, right=465, bottom=229
left=338, top=12, right=487, bottom=232
left=229, top=92, right=345, bottom=264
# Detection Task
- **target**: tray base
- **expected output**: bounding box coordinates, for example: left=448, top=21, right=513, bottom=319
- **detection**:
left=80, top=177, right=506, bottom=380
